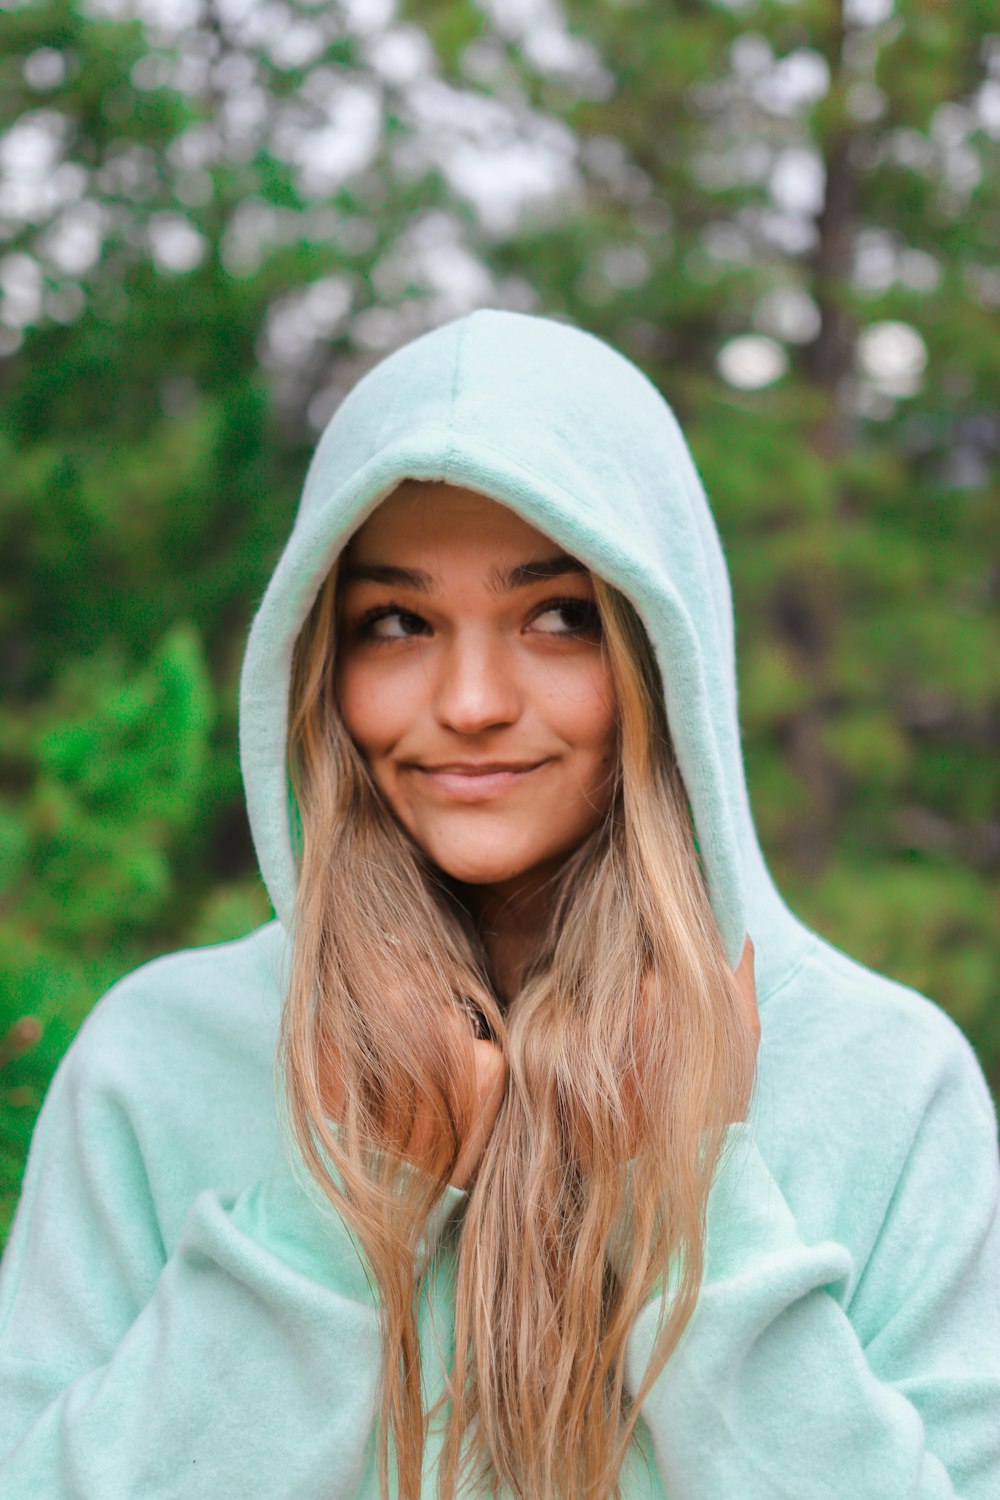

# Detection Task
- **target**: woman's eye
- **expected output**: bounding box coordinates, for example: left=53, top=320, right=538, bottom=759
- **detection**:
left=529, top=599, right=602, bottom=638
left=360, top=607, right=430, bottom=642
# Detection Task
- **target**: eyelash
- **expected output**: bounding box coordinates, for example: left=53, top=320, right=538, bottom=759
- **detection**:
left=352, top=596, right=602, bottom=643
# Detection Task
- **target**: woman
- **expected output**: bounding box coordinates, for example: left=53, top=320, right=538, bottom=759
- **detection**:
left=0, top=309, right=997, bottom=1499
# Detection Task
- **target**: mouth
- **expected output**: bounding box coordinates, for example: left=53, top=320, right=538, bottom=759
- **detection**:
left=408, top=759, right=552, bottom=802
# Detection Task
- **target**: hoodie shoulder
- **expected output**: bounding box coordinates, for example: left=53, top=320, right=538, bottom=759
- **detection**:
left=46, top=922, right=289, bottom=1248
left=755, top=934, right=997, bottom=1265
left=72, top=920, right=286, bottom=1071
left=765, top=936, right=992, bottom=1111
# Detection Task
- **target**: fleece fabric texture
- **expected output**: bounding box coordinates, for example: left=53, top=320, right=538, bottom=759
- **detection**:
left=1, top=309, right=998, bottom=1499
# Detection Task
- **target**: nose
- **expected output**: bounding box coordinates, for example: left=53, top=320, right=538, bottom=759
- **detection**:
left=432, top=627, right=521, bottom=735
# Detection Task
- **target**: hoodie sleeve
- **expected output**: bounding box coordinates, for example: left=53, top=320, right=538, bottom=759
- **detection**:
left=0, top=1033, right=465, bottom=1499
left=625, top=1031, right=1000, bottom=1500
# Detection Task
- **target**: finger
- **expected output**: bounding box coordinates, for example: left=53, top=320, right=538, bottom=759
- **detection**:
left=473, top=1039, right=508, bottom=1120
left=734, top=935, right=760, bottom=1047
left=450, top=1040, right=507, bottom=1189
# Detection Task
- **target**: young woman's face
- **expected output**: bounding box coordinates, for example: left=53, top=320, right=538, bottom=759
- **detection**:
left=336, top=481, right=619, bottom=896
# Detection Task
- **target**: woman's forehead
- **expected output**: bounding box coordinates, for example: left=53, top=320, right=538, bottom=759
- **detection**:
left=346, top=480, right=568, bottom=566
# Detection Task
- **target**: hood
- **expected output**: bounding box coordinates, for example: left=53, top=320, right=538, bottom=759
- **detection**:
left=239, top=309, right=810, bottom=993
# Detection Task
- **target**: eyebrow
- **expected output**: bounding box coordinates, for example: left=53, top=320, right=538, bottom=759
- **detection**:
left=341, top=554, right=588, bottom=594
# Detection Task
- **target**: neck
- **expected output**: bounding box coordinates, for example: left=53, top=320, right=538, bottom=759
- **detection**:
left=455, top=862, right=562, bottom=999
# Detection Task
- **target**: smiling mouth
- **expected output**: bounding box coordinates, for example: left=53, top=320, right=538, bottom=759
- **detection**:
left=409, top=760, right=551, bottom=801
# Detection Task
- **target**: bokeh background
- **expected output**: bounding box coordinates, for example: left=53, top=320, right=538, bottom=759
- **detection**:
left=2, top=0, right=998, bottom=1247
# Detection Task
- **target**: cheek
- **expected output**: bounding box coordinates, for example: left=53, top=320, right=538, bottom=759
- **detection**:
left=336, top=658, right=416, bottom=759
left=554, top=657, right=618, bottom=757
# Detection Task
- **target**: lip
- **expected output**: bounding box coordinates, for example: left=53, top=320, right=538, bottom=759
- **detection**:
left=408, top=759, right=552, bottom=802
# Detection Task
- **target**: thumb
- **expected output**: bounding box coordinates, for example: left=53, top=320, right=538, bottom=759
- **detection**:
left=449, top=1039, right=507, bottom=1190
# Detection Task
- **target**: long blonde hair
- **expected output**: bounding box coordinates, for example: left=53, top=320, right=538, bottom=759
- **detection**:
left=281, top=537, right=755, bottom=1500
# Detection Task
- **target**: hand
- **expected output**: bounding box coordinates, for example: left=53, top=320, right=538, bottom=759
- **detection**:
left=448, top=1034, right=508, bottom=1189
left=319, top=1007, right=508, bottom=1191
left=734, top=934, right=760, bottom=1119
left=735, top=934, right=760, bottom=1055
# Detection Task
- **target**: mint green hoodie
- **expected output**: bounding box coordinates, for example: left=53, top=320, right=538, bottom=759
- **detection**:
left=1, top=310, right=997, bottom=1498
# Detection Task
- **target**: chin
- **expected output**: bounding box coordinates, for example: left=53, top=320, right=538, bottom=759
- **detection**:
left=416, top=836, right=544, bottom=887
left=400, top=810, right=598, bottom=892
left=424, top=833, right=583, bottom=893
left=433, top=855, right=541, bottom=887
